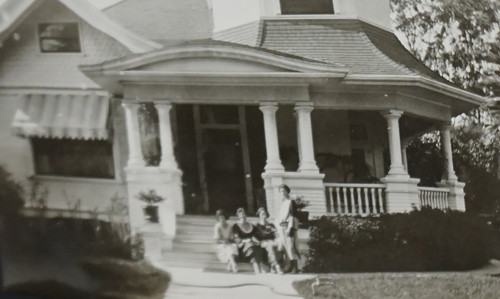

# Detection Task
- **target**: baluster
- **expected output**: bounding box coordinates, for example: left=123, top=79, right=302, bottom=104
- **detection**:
left=440, top=192, right=444, bottom=209
left=327, top=187, right=333, bottom=214
left=356, top=187, right=362, bottom=215
left=335, top=187, right=343, bottom=215
left=341, top=187, right=349, bottom=214
left=377, top=188, right=384, bottom=213
left=348, top=187, right=354, bottom=215
left=370, top=188, right=377, bottom=214
left=363, top=188, right=369, bottom=215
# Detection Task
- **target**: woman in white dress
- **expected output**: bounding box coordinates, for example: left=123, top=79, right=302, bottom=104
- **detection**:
left=213, top=209, right=238, bottom=273
left=275, top=184, right=300, bottom=273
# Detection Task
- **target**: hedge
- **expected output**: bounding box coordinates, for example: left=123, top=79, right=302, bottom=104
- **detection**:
left=304, top=208, right=500, bottom=272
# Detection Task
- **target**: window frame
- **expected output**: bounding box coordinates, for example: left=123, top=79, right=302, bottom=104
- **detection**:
left=279, top=0, right=335, bottom=15
left=37, top=22, right=83, bottom=54
left=30, top=138, right=116, bottom=180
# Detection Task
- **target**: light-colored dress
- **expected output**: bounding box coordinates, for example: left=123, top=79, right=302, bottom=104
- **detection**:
left=275, top=197, right=300, bottom=260
left=213, top=222, right=238, bottom=263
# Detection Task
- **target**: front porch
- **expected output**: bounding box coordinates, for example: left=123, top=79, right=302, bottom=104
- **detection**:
left=79, top=42, right=472, bottom=239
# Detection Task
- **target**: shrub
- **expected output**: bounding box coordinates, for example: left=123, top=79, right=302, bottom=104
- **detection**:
left=0, top=165, right=24, bottom=219
left=304, top=208, right=500, bottom=272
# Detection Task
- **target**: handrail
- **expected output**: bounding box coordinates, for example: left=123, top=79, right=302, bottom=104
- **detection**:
left=417, top=186, right=450, bottom=192
left=324, top=183, right=386, bottom=188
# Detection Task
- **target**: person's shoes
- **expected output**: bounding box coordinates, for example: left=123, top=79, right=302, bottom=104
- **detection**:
left=290, top=260, right=299, bottom=274
left=275, top=265, right=284, bottom=275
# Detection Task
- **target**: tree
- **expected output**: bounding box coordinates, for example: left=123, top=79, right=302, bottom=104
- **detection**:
left=391, top=0, right=500, bottom=212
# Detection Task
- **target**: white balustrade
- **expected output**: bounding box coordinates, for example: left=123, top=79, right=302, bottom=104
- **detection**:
left=324, top=183, right=387, bottom=215
left=418, top=187, right=450, bottom=210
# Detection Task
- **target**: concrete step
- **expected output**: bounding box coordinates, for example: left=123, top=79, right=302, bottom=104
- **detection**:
left=173, top=241, right=217, bottom=253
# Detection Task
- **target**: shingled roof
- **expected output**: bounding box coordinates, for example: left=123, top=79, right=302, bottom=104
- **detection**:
left=215, top=18, right=448, bottom=83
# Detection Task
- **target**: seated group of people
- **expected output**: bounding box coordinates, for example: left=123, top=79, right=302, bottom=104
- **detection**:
left=213, top=184, right=301, bottom=274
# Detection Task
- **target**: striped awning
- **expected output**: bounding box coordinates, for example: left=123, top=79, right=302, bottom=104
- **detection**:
left=11, top=93, right=110, bottom=140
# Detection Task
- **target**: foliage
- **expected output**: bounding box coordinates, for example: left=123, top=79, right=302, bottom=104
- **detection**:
left=391, top=0, right=500, bottom=95
left=79, top=257, right=170, bottom=298
left=293, top=273, right=500, bottom=299
left=406, top=133, right=443, bottom=186
left=304, top=208, right=500, bottom=272
left=0, top=165, right=24, bottom=219
left=136, top=189, right=165, bottom=205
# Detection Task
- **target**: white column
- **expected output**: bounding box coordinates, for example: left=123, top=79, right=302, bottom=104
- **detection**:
left=382, top=110, right=407, bottom=176
left=154, top=101, right=178, bottom=169
left=260, top=102, right=284, bottom=172
left=295, top=103, right=319, bottom=173
left=122, top=101, right=145, bottom=168
left=402, top=143, right=409, bottom=172
left=439, top=124, right=458, bottom=182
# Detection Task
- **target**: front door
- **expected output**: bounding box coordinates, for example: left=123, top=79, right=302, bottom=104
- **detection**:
left=202, top=129, right=246, bottom=213
left=176, top=105, right=255, bottom=215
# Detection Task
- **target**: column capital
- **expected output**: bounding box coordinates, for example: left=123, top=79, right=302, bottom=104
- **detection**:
left=294, top=103, right=314, bottom=113
left=438, top=122, right=452, bottom=131
left=381, top=109, right=403, bottom=119
left=154, top=101, right=172, bottom=112
left=260, top=102, right=278, bottom=113
left=122, top=100, right=141, bottom=109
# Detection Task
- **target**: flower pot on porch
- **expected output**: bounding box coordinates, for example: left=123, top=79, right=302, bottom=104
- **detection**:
left=143, top=205, right=159, bottom=223
left=296, top=211, right=309, bottom=227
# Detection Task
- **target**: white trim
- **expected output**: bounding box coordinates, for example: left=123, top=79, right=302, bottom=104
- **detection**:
left=344, top=74, right=487, bottom=105
left=0, top=87, right=110, bottom=96
left=0, top=0, right=161, bottom=54
left=34, top=175, right=122, bottom=185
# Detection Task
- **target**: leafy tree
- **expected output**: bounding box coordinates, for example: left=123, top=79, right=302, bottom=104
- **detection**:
left=391, top=0, right=500, bottom=212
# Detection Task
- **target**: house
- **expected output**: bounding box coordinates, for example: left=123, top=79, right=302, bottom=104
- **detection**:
left=0, top=0, right=487, bottom=244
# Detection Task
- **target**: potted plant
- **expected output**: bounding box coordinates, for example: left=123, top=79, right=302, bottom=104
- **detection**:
left=294, top=196, right=310, bottom=227
left=136, top=190, right=165, bottom=224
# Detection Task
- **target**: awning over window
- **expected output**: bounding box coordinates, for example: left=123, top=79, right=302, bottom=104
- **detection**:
left=11, top=93, right=110, bottom=140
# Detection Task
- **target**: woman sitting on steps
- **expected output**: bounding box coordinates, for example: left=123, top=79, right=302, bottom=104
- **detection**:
left=232, top=207, right=266, bottom=274
left=213, top=209, right=238, bottom=273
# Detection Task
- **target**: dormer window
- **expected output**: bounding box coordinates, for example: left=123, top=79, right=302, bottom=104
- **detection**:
left=280, top=0, right=334, bottom=15
left=38, top=23, right=81, bottom=53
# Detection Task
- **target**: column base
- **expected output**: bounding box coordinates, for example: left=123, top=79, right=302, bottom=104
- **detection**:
left=262, top=171, right=326, bottom=219
left=437, top=180, right=466, bottom=211
left=381, top=175, right=420, bottom=213
left=297, top=162, right=320, bottom=173
left=140, top=224, right=173, bottom=261
left=264, top=161, right=285, bottom=173
left=125, top=167, right=183, bottom=239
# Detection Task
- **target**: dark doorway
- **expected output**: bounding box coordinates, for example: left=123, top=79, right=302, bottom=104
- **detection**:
left=203, top=129, right=246, bottom=214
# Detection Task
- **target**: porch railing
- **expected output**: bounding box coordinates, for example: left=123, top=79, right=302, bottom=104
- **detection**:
left=324, top=183, right=386, bottom=216
left=418, top=186, right=450, bottom=210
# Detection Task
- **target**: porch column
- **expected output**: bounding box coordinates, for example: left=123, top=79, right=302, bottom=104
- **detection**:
left=154, top=101, right=178, bottom=169
left=439, top=124, right=458, bottom=182
left=402, top=143, right=409, bottom=171
left=122, top=101, right=145, bottom=168
left=382, top=110, right=407, bottom=176
left=260, top=102, right=284, bottom=172
left=380, top=110, right=419, bottom=213
left=295, top=103, right=319, bottom=173
left=437, top=123, right=465, bottom=211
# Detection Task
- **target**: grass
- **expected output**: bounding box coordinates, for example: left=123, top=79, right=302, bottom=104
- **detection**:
left=293, top=273, right=500, bottom=299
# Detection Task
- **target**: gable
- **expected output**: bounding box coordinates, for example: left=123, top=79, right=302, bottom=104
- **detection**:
left=0, top=0, right=132, bottom=89
left=132, top=57, right=294, bottom=73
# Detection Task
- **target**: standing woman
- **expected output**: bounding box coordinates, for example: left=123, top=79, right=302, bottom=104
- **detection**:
left=213, top=210, right=238, bottom=273
left=275, top=184, right=300, bottom=273
left=232, top=207, right=265, bottom=274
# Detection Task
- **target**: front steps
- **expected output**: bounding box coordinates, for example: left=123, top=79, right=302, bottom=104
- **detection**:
left=161, top=215, right=309, bottom=273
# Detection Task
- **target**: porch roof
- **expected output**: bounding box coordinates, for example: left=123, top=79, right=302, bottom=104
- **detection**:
left=11, top=93, right=110, bottom=140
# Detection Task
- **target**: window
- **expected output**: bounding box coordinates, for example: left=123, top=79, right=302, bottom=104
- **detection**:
left=32, top=138, right=114, bottom=179
left=280, top=0, right=334, bottom=14
left=38, top=23, right=81, bottom=53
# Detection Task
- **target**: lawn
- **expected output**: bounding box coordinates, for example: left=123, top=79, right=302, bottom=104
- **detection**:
left=293, top=273, right=500, bottom=299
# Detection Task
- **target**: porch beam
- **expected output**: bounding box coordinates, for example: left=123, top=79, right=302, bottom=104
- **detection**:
left=295, top=102, right=319, bottom=173
left=122, top=101, right=145, bottom=168
left=260, top=102, right=284, bottom=172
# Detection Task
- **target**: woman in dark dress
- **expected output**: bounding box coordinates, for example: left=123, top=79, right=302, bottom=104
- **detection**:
left=255, top=207, right=283, bottom=274
left=232, top=207, right=265, bottom=274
